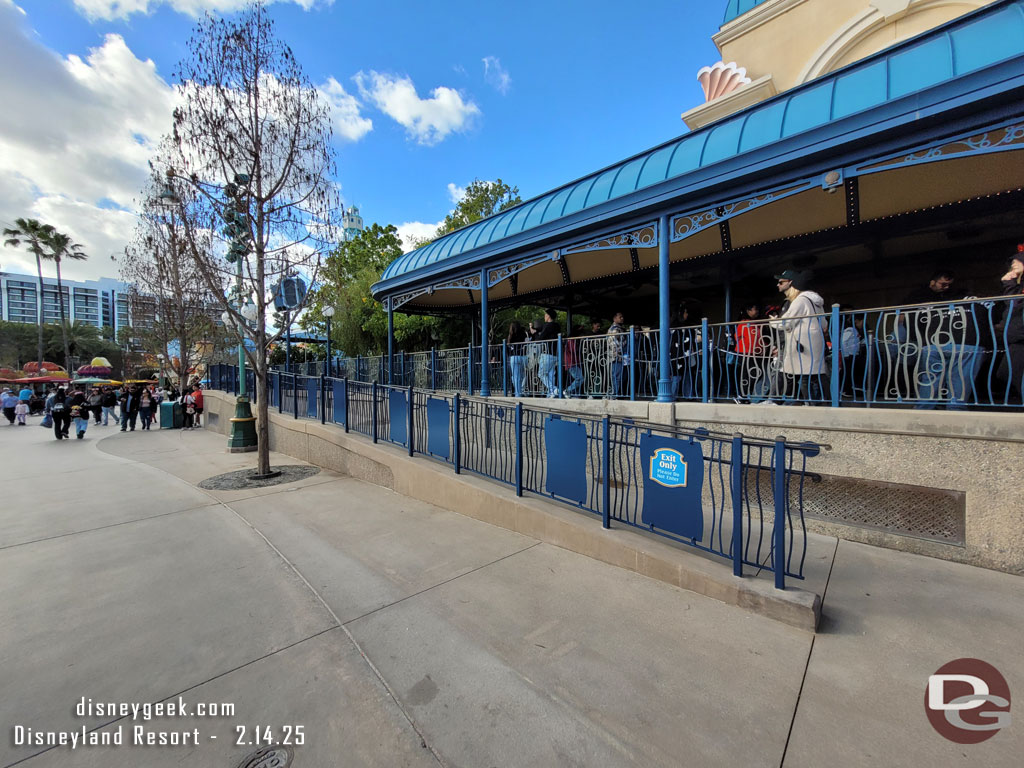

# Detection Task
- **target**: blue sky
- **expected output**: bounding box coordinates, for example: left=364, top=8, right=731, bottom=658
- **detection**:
left=1, top=0, right=725, bottom=282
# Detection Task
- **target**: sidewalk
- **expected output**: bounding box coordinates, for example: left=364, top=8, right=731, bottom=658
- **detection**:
left=1, top=421, right=1020, bottom=767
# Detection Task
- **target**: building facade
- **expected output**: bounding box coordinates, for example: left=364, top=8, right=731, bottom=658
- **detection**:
left=0, top=272, right=124, bottom=335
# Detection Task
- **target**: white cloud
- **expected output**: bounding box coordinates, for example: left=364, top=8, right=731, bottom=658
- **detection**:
left=71, top=0, right=327, bottom=22
left=318, top=76, right=372, bottom=142
left=354, top=70, right=480, bottom=146
left=482, top=56, right=511, bottom=95
left=446, top=182, right=466, bottom=205
left=0, top=3, right=178, bottom=282
left=395, top=221, right=442, bottom=253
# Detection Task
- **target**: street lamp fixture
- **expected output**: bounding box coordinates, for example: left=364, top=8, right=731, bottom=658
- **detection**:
left=323, top=305, right=335, bottom=378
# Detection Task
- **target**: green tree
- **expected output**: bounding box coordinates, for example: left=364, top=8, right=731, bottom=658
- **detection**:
left=42, top=229, right=89, bottom=374
left=434, top=179, right=521, bottom=239
left=3, top=218, right=52, bottom=373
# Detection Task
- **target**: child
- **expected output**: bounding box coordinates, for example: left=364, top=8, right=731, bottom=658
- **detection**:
left=14, top=400, right=28, bottom=425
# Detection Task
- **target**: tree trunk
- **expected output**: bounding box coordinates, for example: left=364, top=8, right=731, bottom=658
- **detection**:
left=55, top=257, right=72, bottom=374
left=255, top=364, right=270, bottom=475
left=34, top=253, right=44, bottom=374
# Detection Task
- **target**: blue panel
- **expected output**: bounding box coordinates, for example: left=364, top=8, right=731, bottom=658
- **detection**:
left=503, top=201, right=535, bottom=237
left=610, top=157, right=645, bottom=199
left=636, top=145, right=674, bottom=189
left=667, top=134, right=706, bottom=178
left=306, top=377, right=318, bottom=418
left=584, top=168, right=619, bottom=207
left=446, top=227, right=475, bottom=259
left=471, top=215, right=503, bottom=249
left=832, top=60, right=888, bottom=120
left=272, top=374, right=280, bottom=408
left=544, top=417, right=588, bottom=504
left=724, top=0, right=769, bottom=24
left=738, top=100, right=786, bottom=152
left=435, top=231, right=461, bottom=261
left=426, top=397, right=450, bottom=459
left=561, top=177, right=596, bottom=217
left=485, top=210, right=517, bottom=243
left=702, top=119, right=744, bottom=165
left=889, top=36, right=953, bottom=99
left=522, top=195, right=552, bottom=231
left=540, top=187, right=573, bottom=223
left=781, top=80, right=834, bottom=137
left=951, top=6, right=1024, bottom=76
left=389, top=389, right=407, bottom=444
left=332, top=379, right=346, bottom=425
left=639, top=434, right=705, bottom=540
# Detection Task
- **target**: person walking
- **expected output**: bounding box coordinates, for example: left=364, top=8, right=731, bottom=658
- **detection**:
left=181, top=387, right=196, bottom=429
left=119, top=386, right=139, bottom=432
left=768, top=270, right=828, bottom=403
left=1, top=389, right=18, bottom=425
left=138, top=386, right=155, bottom=430
left=101, top=387, right=118, bottom=426
left=68, top=389, right=90, bottom=439
left=607, top=311, right=628, bottom=398
left=507, top=321, right=528, bottom=397
left=88, top=387, right=103, bottom=424
left=535, top=309, right=561, bottom=398
left=51, top=388, right=71, bottom=440
left=14, top=398, right=28, bottom=425
left=191, top=385, right=204, bottom=428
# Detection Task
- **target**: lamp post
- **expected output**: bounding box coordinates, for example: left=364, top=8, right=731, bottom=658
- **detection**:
left=323, top=306, right=335, bottom=378
left=156, top=353, right=165, bottom=389
left=223, top=174, right=258, bottom=452
left=159, top=169, right=256, bottom=450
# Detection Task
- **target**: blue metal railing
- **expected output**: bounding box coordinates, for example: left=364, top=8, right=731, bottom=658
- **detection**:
left=256, top=295, right=1024, bottom=409
left=208, top=370, right=824, bottom=588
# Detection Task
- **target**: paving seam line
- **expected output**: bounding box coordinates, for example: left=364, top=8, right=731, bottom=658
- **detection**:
left=0, top=502, right=221, bottom=552
left=219, top=498, right=448, bottom=768
left=778, top=536, right=840, bottom=768
left=341, top=540, right=543, bottom=627
left=2, top=626, right=339, bottom=768
left=89, top=431, right=445, bottom=765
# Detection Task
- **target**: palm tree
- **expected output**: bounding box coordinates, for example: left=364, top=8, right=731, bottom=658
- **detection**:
left=43, top=230, right=89, bottom=374
left=3, top=218, right=53, bottom=375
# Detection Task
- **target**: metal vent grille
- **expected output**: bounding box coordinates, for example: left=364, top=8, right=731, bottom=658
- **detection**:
left=802, top=474, right=966, bottom=545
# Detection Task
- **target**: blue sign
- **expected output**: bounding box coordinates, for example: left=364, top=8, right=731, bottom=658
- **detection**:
left=426, top=397, right=450, bottom=459
left=639, top=435, right=704, bottom=540
left=650, top=448, right=688, bottom=488
left=544, top=417, right=588, bottom=504
left=332, top=379, right=346, bottom=426
left=389, top=389, right=407, bottom=445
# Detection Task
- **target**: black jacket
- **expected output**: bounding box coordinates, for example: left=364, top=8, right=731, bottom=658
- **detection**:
left=1001, top=278, right=1024, bottom=345
left=118, top=391, right=140, bottom=414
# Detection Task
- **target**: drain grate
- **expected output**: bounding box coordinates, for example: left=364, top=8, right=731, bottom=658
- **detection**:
left=801, top=473, right=966, bottom=545
left=237, top=746, right=293, bottom=768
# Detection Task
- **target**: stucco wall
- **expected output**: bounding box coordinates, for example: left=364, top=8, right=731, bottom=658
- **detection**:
left=710, top=0, right=990, bottom=112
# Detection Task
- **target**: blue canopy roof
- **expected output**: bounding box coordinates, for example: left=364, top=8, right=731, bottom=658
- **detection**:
left=723, top=0, right=771, bottom=25
left=377, top=0, right=1024, bottom=291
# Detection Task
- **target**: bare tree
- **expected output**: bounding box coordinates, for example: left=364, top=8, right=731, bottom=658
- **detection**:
left=158, top=2, right=340, bottom=474
left=122, top=168, right=224, bottom=390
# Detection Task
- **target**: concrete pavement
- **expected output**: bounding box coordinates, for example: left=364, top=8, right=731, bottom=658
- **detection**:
left=1, top=418, right=1022, bottom=767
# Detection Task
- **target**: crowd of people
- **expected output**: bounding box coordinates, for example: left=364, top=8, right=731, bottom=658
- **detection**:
left=495, top=246, right=1024, bottom=407
left=0, top=382, right=205, bottom=440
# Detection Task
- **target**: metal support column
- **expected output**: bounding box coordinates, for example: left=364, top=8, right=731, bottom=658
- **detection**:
left=387, top=301, right=394, bottom=385
left=656, top=213, right=673, bottom=402
left=480, top=267, right=490, bottom=397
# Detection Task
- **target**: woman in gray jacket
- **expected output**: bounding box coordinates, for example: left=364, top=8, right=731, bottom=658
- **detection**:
left=768, top=270, right=829, bottom=403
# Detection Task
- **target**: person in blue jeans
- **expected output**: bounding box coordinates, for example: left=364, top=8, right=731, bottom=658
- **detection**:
left=902, top=270, right=983, bottom=410
left=534, top=309, right=561, bottom=397
left=507, top=321, right=528, bottom=397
